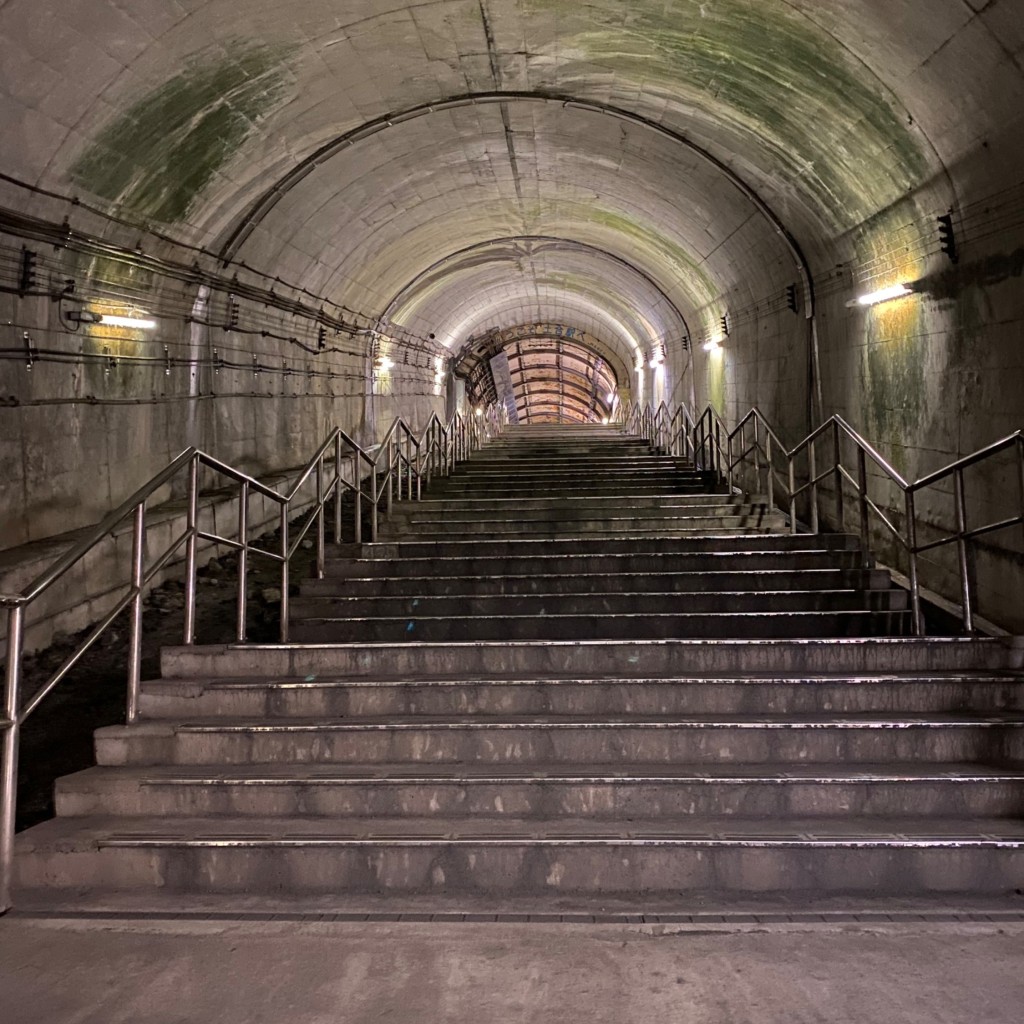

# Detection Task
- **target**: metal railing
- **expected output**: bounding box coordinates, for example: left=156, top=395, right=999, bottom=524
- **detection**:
left=0, top=405, right=497, bottom=910
left=627, top=400, right=1024, bottom=639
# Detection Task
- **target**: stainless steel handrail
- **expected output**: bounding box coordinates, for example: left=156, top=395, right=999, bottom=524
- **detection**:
left=0, top=402, right=499, bottom=911
left=630, top=400, right=1024, bottom=639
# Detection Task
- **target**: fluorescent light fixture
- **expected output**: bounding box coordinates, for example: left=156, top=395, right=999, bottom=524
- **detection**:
left=850, top=284, right=913, bottom=307
left=100, top=314, right=157, bottom=330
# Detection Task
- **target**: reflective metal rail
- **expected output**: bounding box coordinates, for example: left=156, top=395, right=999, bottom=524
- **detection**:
left=626, top=400, right=1024, bottom=639
left=0, top=405, right=500, bottom=910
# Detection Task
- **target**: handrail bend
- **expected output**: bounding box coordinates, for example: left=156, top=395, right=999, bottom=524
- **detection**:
left=625, top=400, right=1024, bottom=640
left=0, top=402, right=506, bottom=911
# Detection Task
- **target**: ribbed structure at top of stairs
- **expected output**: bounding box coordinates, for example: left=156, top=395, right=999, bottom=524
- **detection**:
left=13, top=424, right=1024, bottom=909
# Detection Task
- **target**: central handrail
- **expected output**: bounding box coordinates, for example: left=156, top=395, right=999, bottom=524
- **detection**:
left=625, top=399, right=1024, bottom=639
left=0, top=402, right=505, bottom=911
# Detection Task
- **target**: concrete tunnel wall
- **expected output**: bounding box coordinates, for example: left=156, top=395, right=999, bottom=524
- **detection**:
left=0, top=0, right=1022, bottom=633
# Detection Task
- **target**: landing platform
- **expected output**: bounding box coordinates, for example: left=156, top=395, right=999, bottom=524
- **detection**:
left=4, top=897, right=1024, bottom=1023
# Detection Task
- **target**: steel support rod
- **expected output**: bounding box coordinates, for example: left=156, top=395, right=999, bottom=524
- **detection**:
left=809, top=441, right=820, bottom=534
left=316, top=460, right=325, bottom=580
left=236, top=482, right=249, bottom=642
left=126, top=502, right=146, bottom=725
left=371, top=464, right=379, bottom=542
left=788, top=458, right=797, bottom=535
left=333, top=436, right=343, bottom=545
left=183, top=455, right=199, bottom=645
left=905, top=490, right=924, bottom=635
left=954, top=468, right=974, bottom=632
left=857, top=447, right=869, bottom=553
left=354, top=454, right=363, bottom=545
left=279, top=504, right=290, bottom=643
left=833, top=421, right=845, bottom=530
left=1, top=604, right=25, bottom=913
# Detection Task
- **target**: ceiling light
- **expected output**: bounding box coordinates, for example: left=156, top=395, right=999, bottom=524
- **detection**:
left=475, top=407, right=484, bottom=416
left=849, top=284, right=913, bottom=307
left=376, top=356, right=394, bottom=371
left=100, top=314, right=157, bottom=330
left=703, top=338, right=722, bottom=353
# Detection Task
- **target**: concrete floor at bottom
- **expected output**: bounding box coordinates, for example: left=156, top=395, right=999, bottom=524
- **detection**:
left=2, top=908, right=1024, bottom=1023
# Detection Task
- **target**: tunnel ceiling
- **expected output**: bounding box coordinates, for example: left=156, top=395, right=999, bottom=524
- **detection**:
left=3, top=0, right=1022, bottom=418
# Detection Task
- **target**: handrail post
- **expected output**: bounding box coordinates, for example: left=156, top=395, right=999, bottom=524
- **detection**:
left=353, top=453, right=363, bottom=544
left=833, top=420, right=845, bottom=530
left=726, top=434, right=734, bottom=493
left=386, top=441, right=394, bottom=519
left=857, top=447, right=869, bottom=553
left=315, top=458, right=325, bottom=581
left=183, top=454, right=199, bottom=645
left=1, top=605, right=25, bottom=913
left=371, top=463, right=379, bottom=542
left=788, top=457, right=797, bottom=534
left=126, top=502, right=146, bottom=724
left=236, top=481, right=249, bottom=642
left=754, top=419, right=763, bottom=498
left=809, top=440, right=820, bottom=534
left=954, top=468, right=974, bottom=633
left=905, top=490, right=924, bottom=635
left=333, top=436, right=343, bottom=544
left=279, top=504, right=290, bottom=643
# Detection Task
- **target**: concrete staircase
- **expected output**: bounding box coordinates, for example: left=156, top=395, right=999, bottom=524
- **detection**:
left=14, top=424, right=1024, bottom=905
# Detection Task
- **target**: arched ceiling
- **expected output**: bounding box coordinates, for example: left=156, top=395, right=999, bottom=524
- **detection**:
left=2, top=0, right=1021, bottom=419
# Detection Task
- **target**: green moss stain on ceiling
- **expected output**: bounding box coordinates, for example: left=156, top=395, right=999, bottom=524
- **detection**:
left=525, top=0, right=929, bottom=231
left=71, top=42, right=292, bottom=223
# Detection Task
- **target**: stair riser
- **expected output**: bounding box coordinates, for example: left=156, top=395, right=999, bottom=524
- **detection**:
left=96, top=727, right=1024, bottom=768
left=378, top=518, right=787, bottom=537
left=301, top=570, right=891, bottom=598
left=55, top=779, right=1024, bottom=820
left=138, top=680, right=1024, bottom=720
left=425, top=485, right=717, bottom=498
left=289, top=610, right=909, bottom=642
left=17, top=844, right=1024, bottom=896
left=289, top=591, right=907, bottom=620
left=160, top=640, right=1024, bottom=680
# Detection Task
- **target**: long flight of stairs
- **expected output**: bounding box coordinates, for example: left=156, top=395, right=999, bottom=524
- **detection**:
left=14, top=424, right=1024, bottom=906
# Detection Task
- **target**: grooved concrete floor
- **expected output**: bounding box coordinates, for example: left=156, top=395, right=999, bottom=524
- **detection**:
left=2, top=915, right=1023, bottom=1023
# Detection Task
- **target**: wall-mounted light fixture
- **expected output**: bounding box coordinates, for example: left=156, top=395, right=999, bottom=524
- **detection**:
left=848, top=284, right=913, bottom=308
left=703, top=337, right=722, bottom=353
left=66, top=309, right=156, bottom=329
left=376, top=355, right=394, bottom=371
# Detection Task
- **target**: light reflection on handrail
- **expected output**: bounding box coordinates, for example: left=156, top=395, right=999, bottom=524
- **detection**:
left=625, top=399, right=1023, bottom=641
left=0, top=401, right=506, bottom=912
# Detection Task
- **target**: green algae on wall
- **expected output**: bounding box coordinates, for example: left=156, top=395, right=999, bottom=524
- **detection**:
left=71, top=42, right=292, bottom=224
left=525, top=0, right=930, bottom=231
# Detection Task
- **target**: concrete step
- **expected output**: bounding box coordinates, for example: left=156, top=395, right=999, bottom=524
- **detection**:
left=288, top=608, right=910, bottom=642
left=288, top=588, right=909, bottom=622
left=378, top=516, right=789, bottom=538
left=386, top=495, right=759, bottom=515
left=53, top=763, right=1024, bottom=820
left=321, top=552, right=864, bottom=577
left=425, top=483, right=719, bottom=498
left=159, top=638, right=1024, bottom=681
left=299, top=568, right=893, bottom=598
left=330, top=533, right=865, bottom=560
left=92, top=712, right=1024, bottom=767
left=16, top=815, right=1024, bottom=896
left=137, top=673, right=1024, bottom=720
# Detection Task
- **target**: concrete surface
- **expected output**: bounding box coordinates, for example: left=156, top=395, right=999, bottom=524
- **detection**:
left=2, top=913, right=1024, bottom=1024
